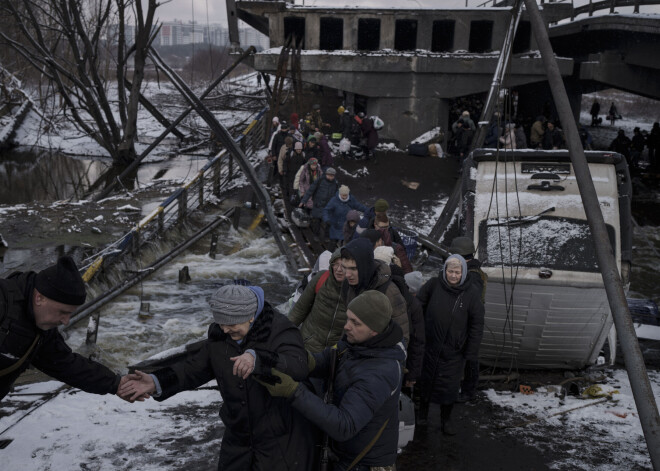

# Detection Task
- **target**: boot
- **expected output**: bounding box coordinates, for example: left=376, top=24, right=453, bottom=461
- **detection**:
left=440, top=404, right=457, bottom=436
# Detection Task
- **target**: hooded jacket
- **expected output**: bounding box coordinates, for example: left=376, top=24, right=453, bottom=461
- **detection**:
left=153, top=303, right=315, bottom=471
left=343, top=210, right=361, bottom=244
left=0, top=272, right=120, bottom=400
left=323, top=193, right=366, bottom=241
left=340, top=238, right=409, bottom=343
left=288, top=251, right=347, bottom=353
left=292, top=321, right=405, bottom=469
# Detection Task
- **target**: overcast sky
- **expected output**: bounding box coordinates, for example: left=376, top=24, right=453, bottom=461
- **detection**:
left=155, top=0, right=659, bottom=24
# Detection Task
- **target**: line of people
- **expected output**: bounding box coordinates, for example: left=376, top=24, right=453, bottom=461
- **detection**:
left=2, top=238, right=486, bottom=470
left=118, top=233, right=485, bottom=470
left=609, top=123, right=660, bottom=171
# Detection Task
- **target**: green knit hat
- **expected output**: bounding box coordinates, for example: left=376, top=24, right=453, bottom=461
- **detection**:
left=348, top=290, right=392, bottom=334
left=374, top=198, right=389, bottom=213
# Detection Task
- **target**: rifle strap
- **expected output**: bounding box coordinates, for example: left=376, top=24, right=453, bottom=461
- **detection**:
left=346, top=418, right=390, bottom=471
left=0, top=333, right=40, bottom=378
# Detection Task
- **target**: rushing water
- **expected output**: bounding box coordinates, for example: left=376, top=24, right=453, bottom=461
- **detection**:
left=64, top=231, right=298, bottom=370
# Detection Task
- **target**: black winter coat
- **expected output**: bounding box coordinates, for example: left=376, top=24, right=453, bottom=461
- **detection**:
left=418, top=274, right=484, bottom=405
left=292, top=321, right=405, bottom=470
left=0, top=272, right=120, bottom=400
left=270, top=130, right=289, bottom=158
left=153, top=304, right=316, bottom=471
left=301, top=175, right=339, bottom=219
left=390, top=264, right=425, bottom=383
left=360, top=118, right=378, bottom=150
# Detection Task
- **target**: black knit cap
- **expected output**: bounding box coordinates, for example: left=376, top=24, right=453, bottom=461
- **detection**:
left=35, top=256, right=87, bottom=305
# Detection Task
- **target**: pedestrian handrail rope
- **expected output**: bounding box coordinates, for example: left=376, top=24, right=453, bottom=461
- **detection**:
left=79, top=105, right=269, bottom=283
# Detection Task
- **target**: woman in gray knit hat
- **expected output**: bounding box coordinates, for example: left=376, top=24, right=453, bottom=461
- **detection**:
left=119, top=284, right=316, bottom=470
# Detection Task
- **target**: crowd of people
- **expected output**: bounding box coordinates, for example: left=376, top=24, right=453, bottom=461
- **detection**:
left=2, top=228, right=487, bottom=470
left=266, top=103, right=389, bottom=251
left=268, top=104, right=380, bottom=187
left=446, top=100, right=660, bottom=174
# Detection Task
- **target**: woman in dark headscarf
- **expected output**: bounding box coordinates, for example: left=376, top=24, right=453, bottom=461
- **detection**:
left=417, top=254, right=484, bottom=435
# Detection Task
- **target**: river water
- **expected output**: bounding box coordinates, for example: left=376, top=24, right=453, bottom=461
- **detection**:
left=2, top=126, right=660, bottom=372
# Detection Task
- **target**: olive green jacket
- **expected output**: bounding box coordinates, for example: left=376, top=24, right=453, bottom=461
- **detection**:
left=288, top=269, right=347, bottom=353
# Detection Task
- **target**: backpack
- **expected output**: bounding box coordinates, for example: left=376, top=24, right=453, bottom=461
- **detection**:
left=315, top=270, right=331, bottom=294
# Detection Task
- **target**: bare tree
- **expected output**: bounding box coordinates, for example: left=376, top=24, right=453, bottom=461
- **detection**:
left=0, top=0, right=161, bottom=165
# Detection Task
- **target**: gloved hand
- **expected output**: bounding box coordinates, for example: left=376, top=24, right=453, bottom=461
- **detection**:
left=307, top=350, right=316, bottom=373
left=255, top=368, right=299, bottom=398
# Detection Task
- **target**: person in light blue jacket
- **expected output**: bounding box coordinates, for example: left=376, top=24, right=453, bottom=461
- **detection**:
left=322, top=185, right=366, bottom=246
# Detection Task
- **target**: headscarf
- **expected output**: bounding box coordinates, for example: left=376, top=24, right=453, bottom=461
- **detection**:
left=442, top=254, right=468, bottom=286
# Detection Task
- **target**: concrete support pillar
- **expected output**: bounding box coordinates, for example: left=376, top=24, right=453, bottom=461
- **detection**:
left=268, top=13, right=284, bottom=47
left=226, top=0, right=240, bottom=48
left=306, top=15, right=320, bottom=50
left=418, top=17, right=433, bottom=51
left=381, top=16, right=395, bottom=50
left=367, top=96, right=446, bottom=146
left=454, top=17, right=470, bottom=51
left=344, top=15, right=357, bottom=50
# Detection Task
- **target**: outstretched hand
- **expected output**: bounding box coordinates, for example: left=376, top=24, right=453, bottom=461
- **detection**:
left=230, top=352, right=256, bottom=379
left=254, top=368, right=299, bottom=398
left=117, top=370, right=155, bottom=403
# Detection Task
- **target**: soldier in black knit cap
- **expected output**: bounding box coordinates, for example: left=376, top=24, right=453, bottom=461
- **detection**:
left=0, top=256, right=130, bottom=400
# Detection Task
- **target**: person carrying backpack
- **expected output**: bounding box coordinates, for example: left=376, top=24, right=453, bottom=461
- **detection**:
left=288, top=249, right=347, bottom=354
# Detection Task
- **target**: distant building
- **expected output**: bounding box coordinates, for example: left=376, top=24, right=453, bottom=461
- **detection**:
left=106, top=20, right=268, bottom=49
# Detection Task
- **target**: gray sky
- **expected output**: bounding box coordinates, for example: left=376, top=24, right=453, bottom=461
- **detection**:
left=155, top=0, right=660, bottom=25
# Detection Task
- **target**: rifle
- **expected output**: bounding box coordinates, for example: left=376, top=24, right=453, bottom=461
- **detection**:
left=319, top=348, right=338, bottom=471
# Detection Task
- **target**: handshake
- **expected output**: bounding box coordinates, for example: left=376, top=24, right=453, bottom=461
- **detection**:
left=116, top=370, right=156, bottom=403
left=115, top=351, right=257, bottom=402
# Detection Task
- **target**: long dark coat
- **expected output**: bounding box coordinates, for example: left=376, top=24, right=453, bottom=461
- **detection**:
left=301, top=175, right=339, bottom=219
left=360, top=117, right=378, bottom=150
left=418, top=273, right=484, bottom=405
left=153, top=304, right=316, bottom=471
left=0, top=272, right=120, bottom=400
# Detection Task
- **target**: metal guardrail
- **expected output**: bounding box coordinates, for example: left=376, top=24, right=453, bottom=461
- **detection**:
left=475, top=0, right=660, bottom=19
left=80, top=106, right=269, bottom=283
left=475, top=0, right=571, bottom=8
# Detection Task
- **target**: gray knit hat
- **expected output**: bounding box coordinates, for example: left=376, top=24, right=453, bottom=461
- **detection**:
left=348, top=290, right=392, bottom=334
left=404, top=271, right=423, bottom=294
left=209, top=284, right=258, bottom=325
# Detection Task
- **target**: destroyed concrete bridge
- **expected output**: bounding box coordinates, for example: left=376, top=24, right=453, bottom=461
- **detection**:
left=229, top=0, right=660, bottom=145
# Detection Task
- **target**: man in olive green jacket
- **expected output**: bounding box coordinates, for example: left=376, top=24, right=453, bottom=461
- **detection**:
left=288, top=249, right=347, bottom=353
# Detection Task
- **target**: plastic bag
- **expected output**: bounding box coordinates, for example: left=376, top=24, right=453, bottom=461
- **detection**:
left=339, top=137, right=351, bottom=153
left=371, top=116, right=384, bottom=130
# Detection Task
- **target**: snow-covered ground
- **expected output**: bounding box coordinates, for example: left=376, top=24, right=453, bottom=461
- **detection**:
left=1, top=367, right=658, bottom=469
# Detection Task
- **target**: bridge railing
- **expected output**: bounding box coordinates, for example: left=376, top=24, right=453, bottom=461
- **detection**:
left=475, top=0, right=659, bottom=19
left=475, top=0, right=571, bottom=8
left=80, top=106, right=269, bottom=283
